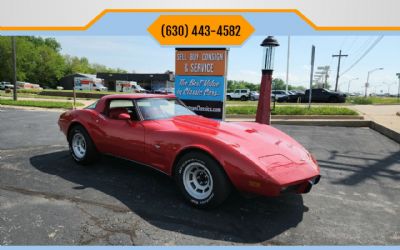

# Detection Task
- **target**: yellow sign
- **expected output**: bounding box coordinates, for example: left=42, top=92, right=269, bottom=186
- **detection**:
left=148, top=15, right=254, bottom=46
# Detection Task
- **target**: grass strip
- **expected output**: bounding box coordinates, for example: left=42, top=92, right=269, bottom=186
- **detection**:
left=0, top=99, right=84, bottom=109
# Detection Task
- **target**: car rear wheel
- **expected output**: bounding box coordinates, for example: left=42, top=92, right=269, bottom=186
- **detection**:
left=240, top=95, right=247, bottom=101
left=68, top=125, right=97, bottom=165
left=175, top=151, right=231, bottom=208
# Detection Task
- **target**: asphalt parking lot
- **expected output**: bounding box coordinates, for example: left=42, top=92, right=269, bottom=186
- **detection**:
left=0, top=107, right=399, bottom=245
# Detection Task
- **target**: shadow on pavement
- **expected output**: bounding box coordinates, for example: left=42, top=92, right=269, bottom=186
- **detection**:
left=30, top=150, right=307, bottom=244
left=318, top=149, right=400, bottom=185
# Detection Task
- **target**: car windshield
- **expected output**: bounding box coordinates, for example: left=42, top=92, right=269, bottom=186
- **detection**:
left=136, top=98, right=195, bottom=120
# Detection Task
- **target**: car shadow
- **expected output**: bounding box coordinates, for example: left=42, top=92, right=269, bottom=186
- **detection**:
left=30, top=150, right=307, bottom=244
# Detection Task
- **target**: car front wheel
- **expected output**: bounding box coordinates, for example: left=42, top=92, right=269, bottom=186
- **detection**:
left=68, top=125, right=97, bottom=165
left=175, top=151, right=231, bottom=208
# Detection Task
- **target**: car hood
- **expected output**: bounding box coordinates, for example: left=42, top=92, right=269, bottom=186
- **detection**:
left=164, top=115, right=313, bottom=165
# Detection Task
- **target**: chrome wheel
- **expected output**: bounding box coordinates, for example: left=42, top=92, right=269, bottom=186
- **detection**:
left=72, top=133, right=86, bottom=159
left=183, top=162, right=213, bottom=200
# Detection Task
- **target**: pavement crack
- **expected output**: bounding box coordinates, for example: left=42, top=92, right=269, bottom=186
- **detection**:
left=77, top=205, right=137, bottom=245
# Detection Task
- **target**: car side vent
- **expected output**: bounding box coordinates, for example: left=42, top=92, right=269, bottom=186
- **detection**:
left=245, top=128, right=257, bottom=133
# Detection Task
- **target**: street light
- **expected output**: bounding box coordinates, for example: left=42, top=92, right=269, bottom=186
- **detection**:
left=365, top=68, right=383, bottom=97
left=347, top=77, right=359, bottom=94
left=256, top=36, right=279, bottom=125
left=382, top=82, right=395, bottom=95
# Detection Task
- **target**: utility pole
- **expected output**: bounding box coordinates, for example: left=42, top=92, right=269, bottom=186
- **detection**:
left=332, top=50, right=348, bottom=92
left=11, top=37, right=17, bottom=101
left=285, top=36, right=290, bottom=93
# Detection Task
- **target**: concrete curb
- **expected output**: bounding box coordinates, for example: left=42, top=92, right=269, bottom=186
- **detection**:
left=227, top=114, right=364, bottom=120
left=271, top=120, right=371, bottom=127
left=369, top=121, right=400, bottom=144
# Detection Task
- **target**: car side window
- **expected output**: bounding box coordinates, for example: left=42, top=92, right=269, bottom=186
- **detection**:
left=241, top=90, right=247, bottom=93
left=234, top=90, right=240, bottom=94
left=107, top=99, right=140, bottom=121
left=85, top=101, right=98, bottom=110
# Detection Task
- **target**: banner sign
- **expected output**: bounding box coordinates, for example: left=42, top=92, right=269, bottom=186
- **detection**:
left=175, top=76, right=225, bottom=101
left=175, top=48, right=228, bottom=120
left=175, top=49, right=227, bottom=76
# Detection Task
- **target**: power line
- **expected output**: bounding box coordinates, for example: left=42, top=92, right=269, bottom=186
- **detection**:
left=340, top=36, right=384, bottom=76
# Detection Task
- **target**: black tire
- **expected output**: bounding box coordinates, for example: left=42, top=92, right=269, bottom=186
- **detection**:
left=329, top=96, right=339, bottom=103
left=227, top=95, right=232, bottom=100
left=175, top=151, right=231, bottom=208
left=240, top=95, right=248, bottom=101
left=68, top=125, right=98, bottom=165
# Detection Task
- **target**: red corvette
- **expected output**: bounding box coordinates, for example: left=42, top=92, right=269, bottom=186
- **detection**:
left=58, top=94, right=320, bottom=208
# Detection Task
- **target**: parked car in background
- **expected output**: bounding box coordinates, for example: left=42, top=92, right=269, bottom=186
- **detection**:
left=287, top=88, right=347, bottom=103
left=249, top=91, right=259, bottom=101
left=0, top=81, right=13, bottom=90
left=116, top=81, right=148, bottom=93
left=16, top=81, right=43, bottom=90
left=58, top=94, right=320, bottom=208
left=287, top=90, right=305, bottom=102
left=226, top=89, right=251, bottom=101
left=154, top=87, right=174, bottom=94
left=271, top=90, right=289, bottom=102
left=303, top=88, right=347, bottom=103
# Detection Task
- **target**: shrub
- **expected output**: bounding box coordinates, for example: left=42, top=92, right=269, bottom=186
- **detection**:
left=226, top=106, right=358, bottom=115
left=348, top=97, right=373, bottom=105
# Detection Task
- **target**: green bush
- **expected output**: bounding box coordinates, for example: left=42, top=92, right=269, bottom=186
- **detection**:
left=226, top=106, right=358, bottom=115
left=17, top=88, right=43, bottom=94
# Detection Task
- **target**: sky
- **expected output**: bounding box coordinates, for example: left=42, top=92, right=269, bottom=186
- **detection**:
left=54, top=35, right=400, bottom=94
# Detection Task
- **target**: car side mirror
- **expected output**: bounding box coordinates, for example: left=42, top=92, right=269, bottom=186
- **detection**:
left=118, top=113, right=131, bottom=120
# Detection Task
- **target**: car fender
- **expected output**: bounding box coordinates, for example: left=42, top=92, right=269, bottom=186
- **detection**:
left=168, top=135, right=269, bottom=193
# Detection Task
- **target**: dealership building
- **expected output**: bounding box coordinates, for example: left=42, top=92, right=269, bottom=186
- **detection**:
left=96, top=72, right=175, bottom=91
left=59, top=72, right=175, bottom=91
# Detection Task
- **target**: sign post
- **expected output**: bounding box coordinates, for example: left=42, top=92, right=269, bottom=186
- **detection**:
left=175, top=48, right=228, bottom=120
left=308, top=45, right=315, bottom=109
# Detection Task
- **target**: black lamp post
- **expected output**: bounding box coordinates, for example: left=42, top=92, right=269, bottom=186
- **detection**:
left=256, top=36, right=279, bottom=124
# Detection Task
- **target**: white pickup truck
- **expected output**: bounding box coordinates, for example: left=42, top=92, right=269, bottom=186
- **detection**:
left=0, top=82, right=14, bottom=90
left=226, top=89, right=251, bottom=101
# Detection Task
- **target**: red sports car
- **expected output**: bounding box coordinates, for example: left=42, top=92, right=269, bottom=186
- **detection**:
left=58, top=94, right=320, bottom=208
